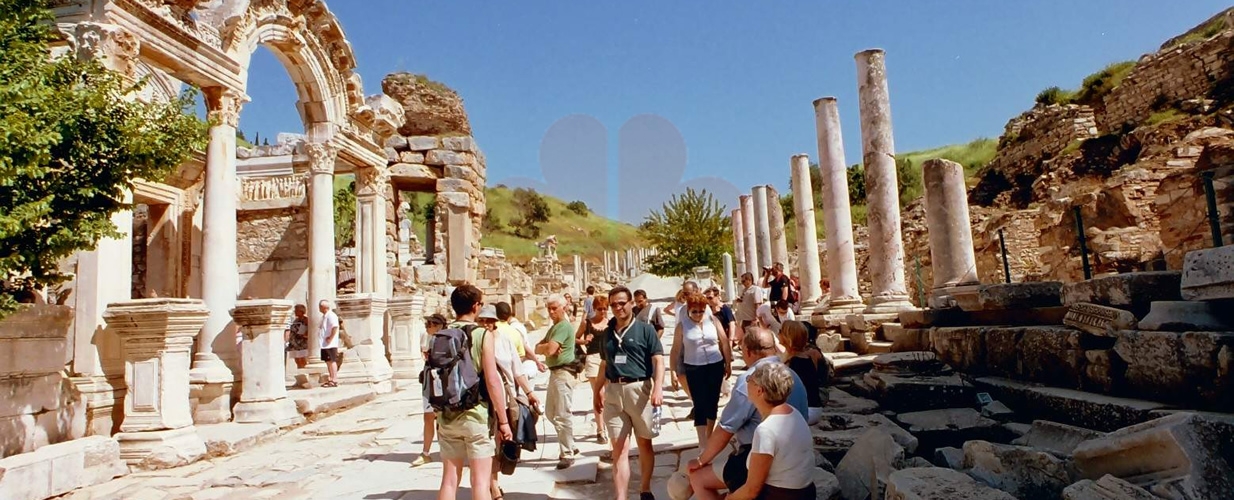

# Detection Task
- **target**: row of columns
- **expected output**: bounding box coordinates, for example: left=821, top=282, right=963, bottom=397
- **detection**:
left=601, top=248, right=656, bottom=279
left=733, top=49, right=980, bottom=318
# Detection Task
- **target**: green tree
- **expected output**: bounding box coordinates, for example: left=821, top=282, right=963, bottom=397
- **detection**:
left=0, top=0, right=207, bottom=316
left=565, top=200, right=589, bottom=216
left=510, top=187, right=550, bottom=238
left=334, top=180, right=356, bottom=248
left=847, top=164, right=866, bottom=205
left=641, top=188, right=731, bottom=277
left=779, top=193, right=795, bottom=224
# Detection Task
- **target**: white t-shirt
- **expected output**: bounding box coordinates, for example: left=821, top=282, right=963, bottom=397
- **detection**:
left=755, top=304, right=795, bottom=333
left=320, top=310, right=341, bottom=349
left=749, top=412, right=815, bottom=489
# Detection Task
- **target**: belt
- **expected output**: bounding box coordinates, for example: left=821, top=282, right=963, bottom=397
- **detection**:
left=609, top=376, right=648, bottom=383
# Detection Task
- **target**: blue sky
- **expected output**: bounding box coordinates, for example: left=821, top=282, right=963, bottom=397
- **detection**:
left=238, top=1, right=1229, bottom=222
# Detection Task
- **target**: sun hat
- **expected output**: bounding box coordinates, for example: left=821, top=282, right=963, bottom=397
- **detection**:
left=478, top=304, right=498, bottom=320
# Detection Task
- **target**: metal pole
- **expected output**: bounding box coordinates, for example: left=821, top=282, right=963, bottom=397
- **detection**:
left=1074, top=206, right=1092, bottom=280
left=1202, top=171, right=1223, bottom=247
left=998, top=228, right=1011, bottom=284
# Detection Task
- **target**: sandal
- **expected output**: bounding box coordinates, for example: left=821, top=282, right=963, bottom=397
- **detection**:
left=322, top=381, right=338, bottom=388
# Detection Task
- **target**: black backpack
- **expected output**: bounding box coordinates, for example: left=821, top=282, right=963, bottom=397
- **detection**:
left=423, top=324, right=486, bottom=412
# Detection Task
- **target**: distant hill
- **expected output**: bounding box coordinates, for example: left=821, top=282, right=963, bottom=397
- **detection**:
left=481, top=186, right=646, bottom=263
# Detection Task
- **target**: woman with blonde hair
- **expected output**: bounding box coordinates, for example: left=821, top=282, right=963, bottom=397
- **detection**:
left=776, top=321, right=827, bottom=425
left=727, top=362, right=816, bottom=500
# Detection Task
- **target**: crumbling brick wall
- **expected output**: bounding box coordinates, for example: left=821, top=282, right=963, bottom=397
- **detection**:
left=1100, top=31, right=1234, bottom=132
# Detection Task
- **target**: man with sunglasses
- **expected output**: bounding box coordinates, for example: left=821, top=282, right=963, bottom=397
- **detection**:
left=592, top=286, right=665, bottom=500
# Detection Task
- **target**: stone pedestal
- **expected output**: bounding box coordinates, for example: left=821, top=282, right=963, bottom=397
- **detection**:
left=741, top=195, right=759, bottom=278
left=922, top=159, right=980, bottom=308
left=812, top=97, right=865, bottom=315
left=230, top=300, right=304, bottom=427
left=386, top=296, right=423, bottom=380
left=104, top=299, right=209, bottom=469
left=791, top=154, right=824, bottom=310
left=855, top=49, right=914, bottom=313
left=752, top=186, right=774, bottom=270
left=335, top=294, right=393, bottom=393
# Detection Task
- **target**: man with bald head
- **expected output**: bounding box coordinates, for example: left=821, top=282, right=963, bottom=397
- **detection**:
left=535, top=293, right=578, bottom=469
left=686, top=328, right=808, bottom=500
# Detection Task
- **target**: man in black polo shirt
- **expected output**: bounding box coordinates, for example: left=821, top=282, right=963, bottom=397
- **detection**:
left=591, top=286, right=664, bottom=500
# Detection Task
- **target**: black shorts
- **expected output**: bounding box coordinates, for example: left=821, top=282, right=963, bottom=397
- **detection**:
left=320, top=347, right=340, bottom=362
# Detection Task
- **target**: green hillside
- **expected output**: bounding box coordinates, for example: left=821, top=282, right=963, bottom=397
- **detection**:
left=481, top=186, right=645, bottom=263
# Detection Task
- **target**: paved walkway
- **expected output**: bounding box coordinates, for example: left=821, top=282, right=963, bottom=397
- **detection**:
left=65, top=317, right=721, bottom=500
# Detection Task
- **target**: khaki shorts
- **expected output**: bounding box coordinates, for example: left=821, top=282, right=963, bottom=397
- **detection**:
left=437, top=415, right=494, bottom=461
left=603, top=379, right=655, bottom=441
left=584, top=355, right=602, bottom=379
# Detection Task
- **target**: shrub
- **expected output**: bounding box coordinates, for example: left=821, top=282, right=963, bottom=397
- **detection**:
left=482, top=208, right=503, bottom=232
left=1035, top=86, right=1074, bottom=106
left=566, top=200, right=589, bottom=216
left=1073, top=61, right=1136, bottom=106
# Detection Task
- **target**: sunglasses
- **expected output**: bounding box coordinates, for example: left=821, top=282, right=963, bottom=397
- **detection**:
left=688, top=309, right=706, bottom=315
left=610, top=301, right=629, bottom=308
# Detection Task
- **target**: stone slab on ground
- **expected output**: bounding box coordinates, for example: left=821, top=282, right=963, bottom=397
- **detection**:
left=813, top=412, right=919, bottom=457
left=952, top=282, right=1063, bottom=312
left=898, top=306, right=1069, bottom=328
left=963, top=440, right=1072, bottom=500
left=292, top=384, right=377, bottom=415
left=885, top=467, right=1017, bottom=500
left=1072, top=412, right=1234, bottom=500
left=974, top=377, right=1171, bottom=432
left=894, top=408, right=1005, bottom=453
left=1011, top=420, right=1106, bottom=458
left=834, top=428, right=905, bottom=500
left=1062, top=475, right=1158, bottom=500
left=1112, top=329, right=1234, bottom=406
left=827, top=353, right=879, bottom=376
left=1061, top=271, right=1182, bottom=317
left=934, top=446, right=964, bottom=469
left=823, top=388, right=879, bottom=415
left=1181, top=245, right=1234, bottom=302
left=1138, top=300, right=1234, bottom=331
left=197, top=422, right=279, bottom=458
left=0, top=436, right=127, bottom=500
left=864, top=371, right=976, bottom=413
left=1063, top=303, right=1138, bottom=336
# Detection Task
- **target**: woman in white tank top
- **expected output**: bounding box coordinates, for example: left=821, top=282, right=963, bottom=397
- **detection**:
left=669, top=292, right=732, bottom=448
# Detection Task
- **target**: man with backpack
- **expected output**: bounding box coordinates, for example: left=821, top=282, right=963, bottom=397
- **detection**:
left=426, top=285, right=511, bottom=500
left=534, top=293, right=578, bottom=469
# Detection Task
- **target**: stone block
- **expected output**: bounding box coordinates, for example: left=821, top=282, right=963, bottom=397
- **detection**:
left=425, top=149, right=474, bottom=166
left=813, top=467, right=840, bottom=500
left=0, top=373, right=67, bottom=419
left=871, top=351, right=946, bottom=374
left=383, top=146, right=398, bottom=163
left=929, top=326, right=988, bottom=372
left=1062, top=475, right=1158, bottom=500
left=1138, top=300, right=1234, bottom=331
left=822, top=388, right=879, bottom=415
left=962, top=440, right=1072, bottom=499
left=397, top=151, right=425, bottom=164
left=934, top=447, right=965, bottom=469
left=1015, top=326, right=1086, bottom=388
left=834, top=428, right=905, bottom=500
left=1061, top=271, right=1183, bottom=317
left=387, top=163, right=436, bottom=181
left=1012, top=420, right=1106, bottom=457
left=1063, top=303, right=1138, bottom=336
left=0, top=436, right=126, bottom=500
left=812, top=412, right=918, bottom=457
left=895, top=408, right=1005, bottom=453
left=974, top=377, right=1169, bottom=432
left=1113, top=330, right=1234, bottom=405
left=899, top=306, right=1068, bottom=328
left=886, top=467, right=1017, bottom=500
left=863, top=371, right=975, bottom=413
left=384, top=135, right=408, bottom=151
left=887, top=327, right=931, bottom=352
left=442, top=135, right=477, bottom=152
left=1082, top=349, right=1121, bottom=394
left=953, top=282, right=1063, bottom=312
left=1072, top=412, right=1234, bottom=500
left=1181, top=245, right=1234, bottom=301
left=414, top=264, right=447, bottom=285
left=405, top=136, right=440, bottom=151
left=815, top=332, right=845, bottom=353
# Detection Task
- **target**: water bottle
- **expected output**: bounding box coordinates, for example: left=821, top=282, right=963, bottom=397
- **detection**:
left=650, top=405, right=662, bottom=437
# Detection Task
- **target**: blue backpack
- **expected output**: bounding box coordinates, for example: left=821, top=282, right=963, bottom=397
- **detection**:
left=423, top=324, right=486, bottom=412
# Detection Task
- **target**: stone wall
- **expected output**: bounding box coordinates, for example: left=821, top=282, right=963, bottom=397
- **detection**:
left=1100, top=31, right=1234, bottom=132
left=0, top=306, right=84, bottom=458
left=236, top=208, right=309, bottom=264
left=975, top=105, right=1099, bottom=205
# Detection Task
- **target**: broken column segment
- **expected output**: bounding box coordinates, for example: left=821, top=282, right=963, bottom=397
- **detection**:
left=105, top=298, right=209, bottom=469
left=855, top=48, right=914, bottom=313
left=334, top=294, right=393, bottom=393
left=811, top=97, right=864, bottom=314
left=922, top=158, right=979, bottom=308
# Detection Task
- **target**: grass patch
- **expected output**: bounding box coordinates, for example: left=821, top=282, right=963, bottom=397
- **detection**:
left=897, top=137, right=999, bottom=182
left=1059, top=139, right=1084, bottom=157
left=1145, top=108, right=1187, bottom=126
left=1168, top=16, right=1228, bottom=48
left=481, top=186, right=645, bottom=262
left=1031, top=61, right=1137, bottom=109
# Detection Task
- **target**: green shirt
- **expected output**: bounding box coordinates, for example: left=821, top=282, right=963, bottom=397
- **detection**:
left=440, top=321, right=488, bottom=424
left=545, top=319, right=576, bottom=367
left=601, top=319, right=664, bottom=380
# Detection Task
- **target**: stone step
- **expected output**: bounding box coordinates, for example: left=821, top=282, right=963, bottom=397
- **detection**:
left=197, top=422, right=279, bottom=458
left=291, top=384, right=377, bottom=416
left=867, top=341, right=893, bottom=353
left=0, top=436, right=127, bottom=500
left=973, top=376, right=1172, bottom=432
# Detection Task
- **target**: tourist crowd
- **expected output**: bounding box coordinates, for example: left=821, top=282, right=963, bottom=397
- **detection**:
left=390, top=260, right=830, bottom=500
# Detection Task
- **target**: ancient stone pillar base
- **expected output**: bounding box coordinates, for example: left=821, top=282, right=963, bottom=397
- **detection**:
left=103, top=298, right=209, bottom=469
left=70, top=375, right=123, bottom=436
left=230, top=300, right=305, bottom=427
left=335, top=294, right=393, bottom=393
left=188, top=376, right=232, bottom=425
left=386, top=296, right=420, bottom=380
left=865, top=296, right=917, bottom=314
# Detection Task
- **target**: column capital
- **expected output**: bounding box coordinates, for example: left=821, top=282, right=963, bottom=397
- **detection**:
left=203, top=88, right=246, bottom=128
left=305, top=142, right=339, bottom=175
left=355, top=166, right=390, bottom=200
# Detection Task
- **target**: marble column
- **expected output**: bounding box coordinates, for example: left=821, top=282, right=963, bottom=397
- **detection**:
left=386, top=296, right=420, bottom=379
left=752, top=187, right=773, bottom=270
left=190, top=88, right=243, bottom=424
left=766, top=185, right=790, bottom=269
left=573, top=255, right=583, bottom=293
left=722, top=253, right=736, bottom=302
left=812, top=97, right=864, bottom=313
left=231, top=300, right=304, bottom=427
left=856, top=49, right=914, bottom=313
left=741, top=195, right=759, bottom=278
left=603, top=252, right=611, bottom=278
left=355, top=166, right=390, bottom=296
left=732, top=209, right=747, bottom=276
left=923, top=159, right=980, bottom=307
left=106, top=299, right=209, bottom=468
left=790, top=154, right=824, bottom=308
left=305, top=142, right=339, bottom=367
left=335, top=294, right=393, bottom=393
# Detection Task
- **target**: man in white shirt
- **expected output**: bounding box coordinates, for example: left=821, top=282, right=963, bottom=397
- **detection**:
left=318, top=299, right=341, bottom=387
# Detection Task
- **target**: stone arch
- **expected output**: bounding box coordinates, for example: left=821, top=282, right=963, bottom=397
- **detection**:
left=218, top=0, right=365, bottom=136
